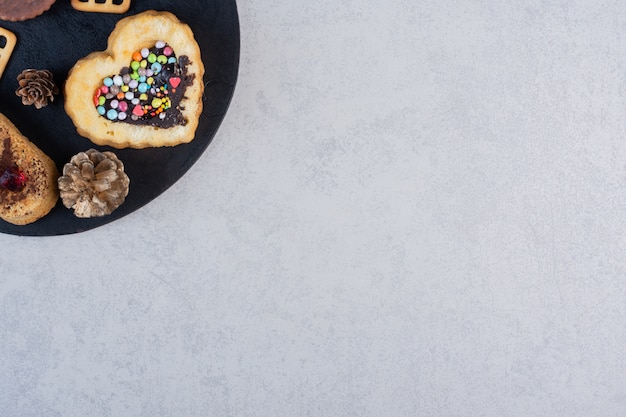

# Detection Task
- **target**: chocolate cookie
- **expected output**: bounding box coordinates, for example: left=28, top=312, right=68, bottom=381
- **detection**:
left=0, top=0, right=56, bottom=22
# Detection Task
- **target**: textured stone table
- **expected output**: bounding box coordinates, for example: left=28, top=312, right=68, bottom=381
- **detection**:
left=2, top=1, right=626, bottom=416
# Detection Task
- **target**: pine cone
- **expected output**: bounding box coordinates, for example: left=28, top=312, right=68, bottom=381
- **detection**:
left=58, top=149, right=130, bottom=218
left=15, top=69, right=59, bottom=109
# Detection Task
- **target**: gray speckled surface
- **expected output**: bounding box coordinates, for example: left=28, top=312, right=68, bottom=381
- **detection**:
left=2, top=0, right=626, bottom=415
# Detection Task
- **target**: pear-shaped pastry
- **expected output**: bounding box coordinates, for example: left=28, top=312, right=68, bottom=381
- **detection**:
left=64, top=10, right=205, bottom=149
left=0, top=113, right=59, bottom=225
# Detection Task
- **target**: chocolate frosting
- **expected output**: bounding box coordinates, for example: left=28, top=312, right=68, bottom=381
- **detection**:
left=95, top=44, right=195, bottom=129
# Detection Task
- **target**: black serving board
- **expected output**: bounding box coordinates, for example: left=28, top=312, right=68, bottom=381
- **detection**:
left=0, top=0, right=239, bottom=236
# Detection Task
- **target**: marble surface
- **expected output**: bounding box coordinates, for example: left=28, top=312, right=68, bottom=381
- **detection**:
left=2, top=0, right=626, bottom=415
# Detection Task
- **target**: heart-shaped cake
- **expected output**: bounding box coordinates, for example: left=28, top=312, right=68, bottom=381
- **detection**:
left=0, top=0, right=56, bottom=22
left=64, top=10, right=205, bottom=148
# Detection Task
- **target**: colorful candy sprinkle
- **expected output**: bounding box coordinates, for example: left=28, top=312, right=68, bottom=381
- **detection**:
left=93, top=41, right=187, bottom=124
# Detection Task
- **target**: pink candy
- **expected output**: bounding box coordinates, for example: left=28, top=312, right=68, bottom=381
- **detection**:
left=163, top=46, right=173, bottom=56
left=169, top=77, right=181, bottom=88
left=132, top=105, right=144, bottom=116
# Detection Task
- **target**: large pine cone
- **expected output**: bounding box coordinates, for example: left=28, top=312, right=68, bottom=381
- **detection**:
left=15, top=69, right=59, bottom=109
left=58, top=149, right=130, bottom=218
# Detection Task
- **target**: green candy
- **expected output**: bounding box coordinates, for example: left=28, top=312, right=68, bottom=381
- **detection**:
left=157, top=55, right=168, bottom=64
left=98, top=96, right=106, bottom=106
left=130, top=61, right=140, bottom=71
left=148, top=53, right=157, bottom=63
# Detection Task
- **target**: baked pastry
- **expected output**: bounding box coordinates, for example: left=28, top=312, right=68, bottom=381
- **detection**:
left=0, top=0, right=56, bottom=21
left=64, top=10, right=205, bottom=149
left=0, top=113, right=59, bottom=225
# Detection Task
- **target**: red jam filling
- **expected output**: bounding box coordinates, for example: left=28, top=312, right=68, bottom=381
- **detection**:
left=0, top=166, right=27, bottom=191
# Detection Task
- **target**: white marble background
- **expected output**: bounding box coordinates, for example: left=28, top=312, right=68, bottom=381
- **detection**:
left=2, top=0, right=626, bottom=415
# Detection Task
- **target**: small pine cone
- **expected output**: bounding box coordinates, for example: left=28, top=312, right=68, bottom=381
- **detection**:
left=58, top=149, right=130, bottom=218
left=15, top=69, right=59, bottom=109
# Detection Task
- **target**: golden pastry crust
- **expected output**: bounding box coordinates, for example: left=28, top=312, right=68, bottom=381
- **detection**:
left=64, top=10, right=205, bottom=149
left=0, top=113, right=59, bottom=225
left=70, top=0, right=130, bottom=14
